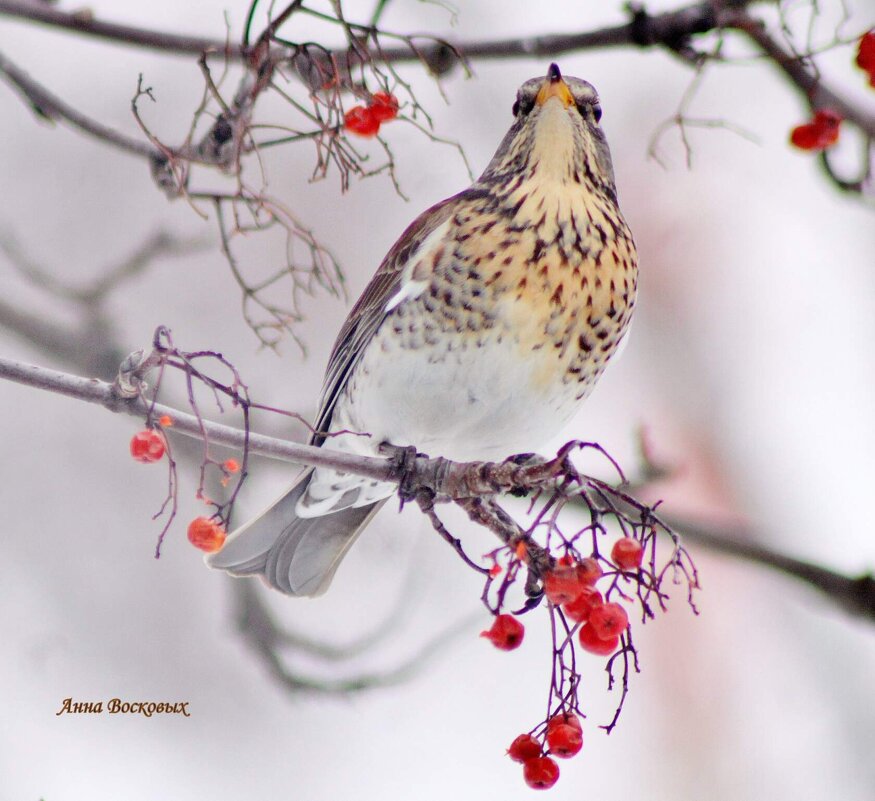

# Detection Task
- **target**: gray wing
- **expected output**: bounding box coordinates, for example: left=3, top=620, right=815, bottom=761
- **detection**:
left=310, top=191, right=472, bottom=445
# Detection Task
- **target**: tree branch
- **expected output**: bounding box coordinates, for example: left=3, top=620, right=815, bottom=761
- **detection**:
left=0, top=49, right=158, bottom=159
left=0, top=0, right=722, bottom=67
left=664, top=515, right=875, bottom=622
left=0, top=353, right=397, bottom=482
left=2, top=353, right=872, bottom=624
left=0, top=1, right=243, bottom=59
left=725, top=8, right=875, bottom=138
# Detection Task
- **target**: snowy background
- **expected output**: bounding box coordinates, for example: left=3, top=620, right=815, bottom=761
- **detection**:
left=1, top=2, right=873, bottom=800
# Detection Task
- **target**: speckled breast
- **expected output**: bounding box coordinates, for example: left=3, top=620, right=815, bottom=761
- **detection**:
left=390, top=181, right=637, bottom=403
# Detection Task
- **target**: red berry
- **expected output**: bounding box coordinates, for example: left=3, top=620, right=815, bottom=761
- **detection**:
left=813, top=109, right=842, bottom=140
left=187, top=517, right=226, bottom=553
left=563, top=586, right=603, bottom=623
left=575, top=557, right=603, bottom=586
left=546, top=723, right=583, bottom=758
left=223, top=458, right=240, bottom=473
left=158, top=415, right=173, bottom=427
left=480, top=614, right=525, bottom=651
left=588, top=602, right=629, bottom=640
left=578, top=623, right=619, bottom=656
left=611, top=537, right=644, bottom=570
left=790, top=122, right=820, bottom=150
left=129, top=429, right=166, bottom=463
left=547, top=712, right=582, bottom=733
left=543, top=564, right=583, bottom=605
left=507, top=733, right=542, bottom=763
left=344, top=105, right=380, bottom=137
left=523, top=756, right=560, bottom=790
left=790, top=109, right=842, bottom=151
left=369, top=91, right=399, bottom=122
left=856, top=31, right=875, bottom=86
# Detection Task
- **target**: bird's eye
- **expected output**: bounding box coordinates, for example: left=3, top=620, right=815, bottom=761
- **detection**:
left=513, top=95, right=535, bottom=117
left=577, top=102, right=602, bottom=123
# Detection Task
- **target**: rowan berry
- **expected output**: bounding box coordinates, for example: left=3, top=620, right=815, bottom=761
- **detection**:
left=546, top=723, right=582, bottom=758
left=129, top=429, right=165, bottom=463
left=547, top=712, right=582, bottom=734
left=611, top=537, right=644, bottom=570
left=507, top=733, right=541, bottom=763
left=523, top=756, right=559, bottom=789
left=563, top=586, right=603, bottom=623
left=480, top=614, right=525, bottom=651
left=588, top=602, right=629, bottom=640
left=187, top=517, right=226, bottom=553
left=543, top=564, right=583, bottom=605
left=575, top=557, right=602, bottom=586
left=578, top=623, right=619, bottom=656
left=855, top=31, right=875, bottom=87
left=369, top=91, right=399, bottom=122
left=344, top=106, right=380, bottom=137
left=790, top=109, right=842, bottom=150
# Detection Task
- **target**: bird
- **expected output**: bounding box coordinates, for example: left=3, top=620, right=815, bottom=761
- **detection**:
left=207, top=63, right=638, bottom=596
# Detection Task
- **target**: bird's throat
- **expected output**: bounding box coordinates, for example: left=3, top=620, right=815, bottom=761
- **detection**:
left=530, top=101, right=577, bottom=183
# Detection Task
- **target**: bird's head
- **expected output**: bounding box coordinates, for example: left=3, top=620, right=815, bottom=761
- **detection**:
left=481, top=63, right=617, bottom=200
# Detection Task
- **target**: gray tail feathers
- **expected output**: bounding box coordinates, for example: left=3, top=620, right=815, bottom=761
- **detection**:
left=205, top=468, right=385, bottom=597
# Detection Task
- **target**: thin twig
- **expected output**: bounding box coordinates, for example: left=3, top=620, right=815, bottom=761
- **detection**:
left=0, top=50, right=157, bottom=159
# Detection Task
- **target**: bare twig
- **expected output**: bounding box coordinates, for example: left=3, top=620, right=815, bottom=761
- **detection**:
left=0, top=50, right=158, bottom=159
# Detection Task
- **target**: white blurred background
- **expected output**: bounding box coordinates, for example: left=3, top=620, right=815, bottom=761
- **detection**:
left=1, top=1, right=873, bottom=800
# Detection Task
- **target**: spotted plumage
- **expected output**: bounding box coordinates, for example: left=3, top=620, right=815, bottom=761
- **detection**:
left=208, top=64, right=638, bottom=596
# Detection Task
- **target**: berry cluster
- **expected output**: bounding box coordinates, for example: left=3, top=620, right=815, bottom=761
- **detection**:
left=507, top=712, right=584, bottom=790
left=481, top=537, right=647, bottom=791
left=343, top=92, right=400, bottom=138
left=129, top=422, right=237, bottom=554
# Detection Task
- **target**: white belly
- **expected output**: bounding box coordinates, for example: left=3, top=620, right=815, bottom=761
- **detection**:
left=330, top=326, right=584, bottom=463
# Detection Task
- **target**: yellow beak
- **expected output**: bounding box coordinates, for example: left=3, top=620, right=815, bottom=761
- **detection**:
left=535, top=64, right=574, bottom=108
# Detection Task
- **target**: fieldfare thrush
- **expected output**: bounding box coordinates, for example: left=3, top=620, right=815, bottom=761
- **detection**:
left=208, top=64, right=638, bottom=595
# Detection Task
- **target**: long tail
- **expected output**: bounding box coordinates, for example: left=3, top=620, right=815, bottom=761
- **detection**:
left=206, top=469, right=385, bottom=596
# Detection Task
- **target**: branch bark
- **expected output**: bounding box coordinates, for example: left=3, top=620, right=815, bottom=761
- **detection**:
left=0, top=1, right=243, bottom=59
left=664, top=515, right=875, bottom=622
left=0, top=353, right=397, bottom=482
left=2, top=351, right=873, bottom=624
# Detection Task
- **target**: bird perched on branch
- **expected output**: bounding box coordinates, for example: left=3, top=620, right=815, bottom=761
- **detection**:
left=208, top=64, right=638, bottom=596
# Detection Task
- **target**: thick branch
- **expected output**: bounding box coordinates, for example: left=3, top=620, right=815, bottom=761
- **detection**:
left=666, top=516, right=875, bottom=622
left=0, top=1, right=242, bottom=59
left=0, top=354, right=396, bottom=482
left=3, top=353, right=872, bottom=624
left=0, top=1, right=729, bottom=67
left=725, top=9, right=875, bottom=138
